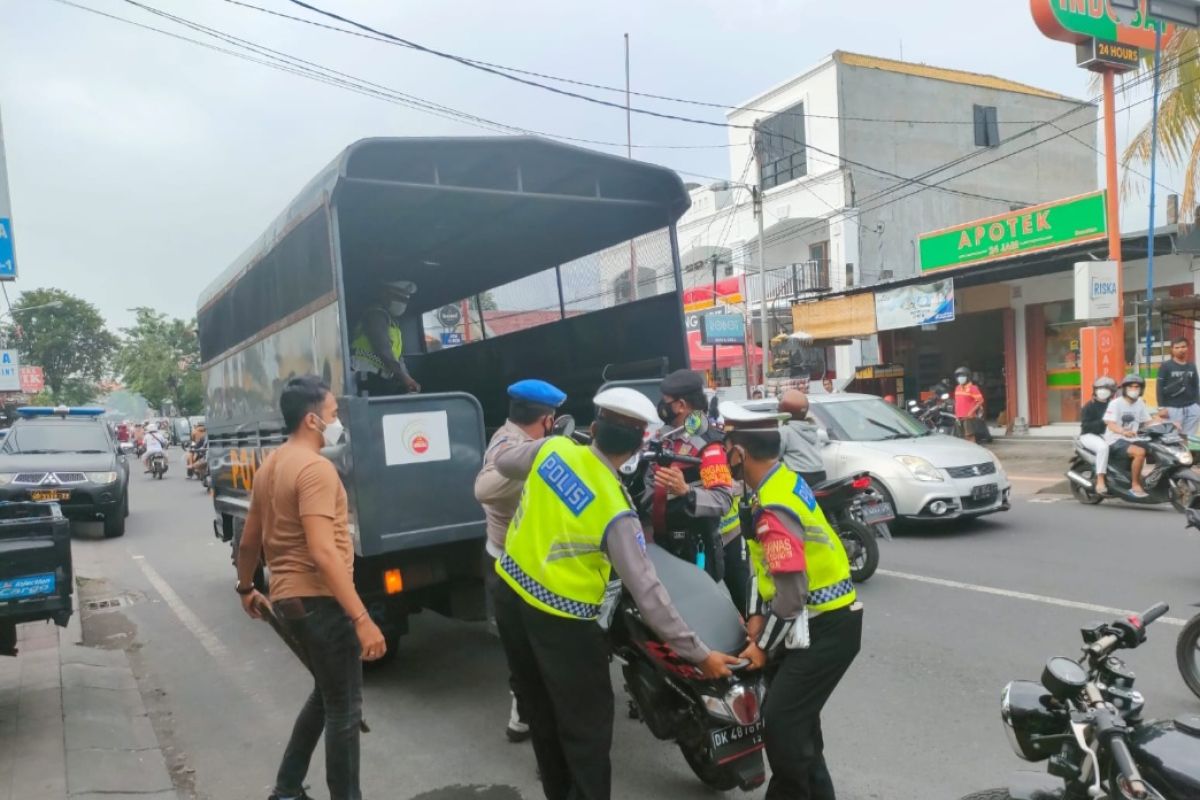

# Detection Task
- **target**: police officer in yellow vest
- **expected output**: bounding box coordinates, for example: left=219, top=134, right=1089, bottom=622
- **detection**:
left=719, top=401, right=863, bottom=800
left=492, top=387, right=741, bottom=800
left=350, top=280, right=420, bottom=395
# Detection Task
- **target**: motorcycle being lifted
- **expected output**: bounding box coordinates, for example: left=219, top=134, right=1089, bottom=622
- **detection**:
left=1067, top=422, right=1200, bottom=511
left=961, top=602, right=1200, bottom=800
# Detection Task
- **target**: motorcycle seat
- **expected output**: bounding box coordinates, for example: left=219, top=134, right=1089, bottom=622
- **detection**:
left=645, top=543, right=746, bottom=655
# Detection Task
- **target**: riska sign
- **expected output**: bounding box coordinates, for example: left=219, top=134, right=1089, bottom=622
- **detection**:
left=1074, top=260, right=1121, bottom=319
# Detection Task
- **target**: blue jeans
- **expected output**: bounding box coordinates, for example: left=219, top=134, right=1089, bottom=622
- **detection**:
left=1164, top=404, right=1200, bottom=437
left=274, top=597, right=363, bottom=800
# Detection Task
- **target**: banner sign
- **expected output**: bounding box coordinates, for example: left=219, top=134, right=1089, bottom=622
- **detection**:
left=700, top=314, right=745, bottom=346
left=874, top=279, right=956, bottom=331
left=919, top=191, right=1107, bottom=273
left=18, top=366, right=43, bottom=394
left=1074, top=260, right=1120, bottom=319
left=0, top=109, right=14, bottom=281
left=439, top=331, right=464, bottom=347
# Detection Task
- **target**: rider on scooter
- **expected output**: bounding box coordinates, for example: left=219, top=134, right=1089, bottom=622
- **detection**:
left=142, top=422, right=167, bottom=472
left=1079, top=376, right=1116, bottom=495
left=1104, top=374, right=1153, bottom=498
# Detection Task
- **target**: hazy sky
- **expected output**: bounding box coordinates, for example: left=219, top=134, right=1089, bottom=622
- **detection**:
left=0, top=0, right=1179, bottom=331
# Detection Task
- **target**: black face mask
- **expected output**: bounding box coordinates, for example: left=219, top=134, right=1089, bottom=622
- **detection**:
left=656, top=399, right=676, bottom=425
left=593, top=418, right=644, bottom=456
left=725, top=445, right=746, bottom=482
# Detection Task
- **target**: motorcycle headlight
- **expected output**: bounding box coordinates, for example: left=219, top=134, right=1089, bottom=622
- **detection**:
left=1001, top=680, right=1067, bottom=762
left=1178, top=450, right=1193, bottom=466
left=0, top=473, right=16, bottom=486
left=86, top=471, right=118, bottom=485
left=895, top=455, right=943, bottom=482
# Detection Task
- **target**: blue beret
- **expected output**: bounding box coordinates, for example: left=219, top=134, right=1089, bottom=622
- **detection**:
left=507, top=379, right=567, bottom=408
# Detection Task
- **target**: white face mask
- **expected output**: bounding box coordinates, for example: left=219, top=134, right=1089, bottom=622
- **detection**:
left=388, top=301, right=407, bottom=316
left=1125, top=388, right=1141, bottom=400
left=1095, top=388, right=1112, bottom=401
left=319, top=416, right=344, bottom=447
left=956, top=375, right=968, bottom=385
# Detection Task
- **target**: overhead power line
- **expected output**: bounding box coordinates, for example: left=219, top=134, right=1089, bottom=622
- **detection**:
left=221, top=0, right=1092, bottom=127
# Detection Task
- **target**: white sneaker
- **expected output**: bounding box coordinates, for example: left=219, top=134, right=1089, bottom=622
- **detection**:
left=506, top=692, right=530, bottom=743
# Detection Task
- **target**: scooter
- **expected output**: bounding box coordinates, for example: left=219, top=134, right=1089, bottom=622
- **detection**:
left=960, top=602, right=1200, bottom=800
left=1066, top=422, right=1200, bottom=512
left=612, top=543, right=766, bottom=793
left=812, top=472, right=892, bottom=583
left=147, top=451, right=168, bottom=480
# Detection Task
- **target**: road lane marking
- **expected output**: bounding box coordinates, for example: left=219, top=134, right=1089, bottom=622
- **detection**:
left=876, top=568, right=1190, bottom=627
left=131, top=553, right=275, bottom=714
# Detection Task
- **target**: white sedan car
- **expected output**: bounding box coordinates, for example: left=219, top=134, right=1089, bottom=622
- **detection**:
left=745, top=393, right=1011, bottom=522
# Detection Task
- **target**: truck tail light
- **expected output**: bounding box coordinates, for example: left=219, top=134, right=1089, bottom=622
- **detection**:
left=383, top=569, right=404, bottom=594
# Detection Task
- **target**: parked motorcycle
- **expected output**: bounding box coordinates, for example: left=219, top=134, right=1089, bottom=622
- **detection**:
left=1066, top=422, right=1200, bottom=511
left=148, top=452, right=168, bottom=480
left=812, top=471, right=892, bottom=583
left=614, top=543, right=766, bottom=792
left=962, top=602, right=1200, bottom=800
left=908, top=392, right=957, bottom=436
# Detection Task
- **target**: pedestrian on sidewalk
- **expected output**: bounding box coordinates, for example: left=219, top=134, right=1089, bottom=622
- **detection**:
left=1157, top=337, right=1200, bottom=436
left=236, top=375, right=386, bottom=800
left=474, top=378, right=567, bottom=743
left=953, top=367, right=984, bottom=443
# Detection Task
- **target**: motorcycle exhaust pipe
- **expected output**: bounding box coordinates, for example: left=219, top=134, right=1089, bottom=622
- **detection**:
left=1066, top=470, right=1094, bottom=489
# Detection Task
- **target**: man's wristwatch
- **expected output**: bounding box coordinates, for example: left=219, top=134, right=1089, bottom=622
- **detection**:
left=235, top=581, right=255, bottom=595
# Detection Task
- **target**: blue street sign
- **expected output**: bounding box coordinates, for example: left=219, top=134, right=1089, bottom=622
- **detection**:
left=0, top=219, right=13, bottom=280
left=440, top=331, right=464, bottom=347
left=700, top=313, right=745, bottom=346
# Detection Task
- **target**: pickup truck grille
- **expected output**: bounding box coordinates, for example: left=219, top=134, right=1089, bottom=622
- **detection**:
left=945, top=462, right=996, bottom=479
left=13, top=472, right=88, bottom=485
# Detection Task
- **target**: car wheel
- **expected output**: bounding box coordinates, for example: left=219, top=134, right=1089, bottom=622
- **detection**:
left=103, top=496, right=127, bottom=538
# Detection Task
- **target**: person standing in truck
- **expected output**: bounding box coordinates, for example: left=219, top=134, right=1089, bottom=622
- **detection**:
left=492, top=387, right=741, bottom=800
left=349, top=280, right=420, bottom=396
left=474, top=378, right=567, bottom=744
left=235, top=375, right=386, bottom=800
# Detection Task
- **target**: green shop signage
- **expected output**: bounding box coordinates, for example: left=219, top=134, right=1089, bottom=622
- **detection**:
left=918, top=191, right=1107, bottom=273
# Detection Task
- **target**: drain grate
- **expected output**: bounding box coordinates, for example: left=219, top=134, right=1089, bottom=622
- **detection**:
left=84, top=591, right=144, bottom=611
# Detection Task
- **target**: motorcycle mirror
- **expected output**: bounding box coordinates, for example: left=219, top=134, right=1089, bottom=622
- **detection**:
left=619, top=453, right=640, bottom=475
left=552, top=414, right=576, bottom=439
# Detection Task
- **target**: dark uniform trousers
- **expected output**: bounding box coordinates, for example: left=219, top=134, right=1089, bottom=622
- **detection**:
left=763, top=605, right=863, bottom=800
left=492, top=580, right=613, bottom=800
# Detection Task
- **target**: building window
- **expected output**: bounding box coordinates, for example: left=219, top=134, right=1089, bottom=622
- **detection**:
left=757, top=102, right=807, bottom=190
left=974, top=105, right=999, bottom=148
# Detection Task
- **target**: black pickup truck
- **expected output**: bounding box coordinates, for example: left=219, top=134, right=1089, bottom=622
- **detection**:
left=0, top=501, right=73, bottom=656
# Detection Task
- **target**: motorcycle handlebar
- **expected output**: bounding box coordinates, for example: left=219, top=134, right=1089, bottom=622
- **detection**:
left=1103, top=727, right=1148, bottom=798
left=1139, top=602, right=1169, bottom=626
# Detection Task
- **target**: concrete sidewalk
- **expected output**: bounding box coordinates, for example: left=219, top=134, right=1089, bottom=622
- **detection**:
left=0, top=616, right=177, bottom=800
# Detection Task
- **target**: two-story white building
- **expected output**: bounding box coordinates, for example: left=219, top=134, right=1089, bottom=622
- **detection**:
left=616, top=50, right=1099, bottom=383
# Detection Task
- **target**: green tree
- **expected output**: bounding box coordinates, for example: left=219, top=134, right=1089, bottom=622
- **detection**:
left=1122, top=30, right=1200, bottom=213
left=115, top=308, right=204, bottom=416
left=7, top=288, right=117, bottom=405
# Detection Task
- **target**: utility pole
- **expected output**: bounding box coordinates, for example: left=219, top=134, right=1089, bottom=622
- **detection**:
left=710, top=254, right=719, bottom=382
left=753, top=121, right=769, bottom=388
left=624, top=33, right=637, bottom=302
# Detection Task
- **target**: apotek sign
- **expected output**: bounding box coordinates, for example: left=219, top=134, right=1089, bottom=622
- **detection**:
left=919, top=191, right=1108, bottom=273
left=1031, top=0, right=1175, bottom=49
left=1074, top=260, right=1121, bottom=318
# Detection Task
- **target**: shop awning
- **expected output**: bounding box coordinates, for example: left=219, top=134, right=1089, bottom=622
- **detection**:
left=687, top=332, right=761, bottom=370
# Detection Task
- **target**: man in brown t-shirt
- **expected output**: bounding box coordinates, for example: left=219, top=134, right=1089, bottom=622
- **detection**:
left=236, top=375, right=384, bottom=800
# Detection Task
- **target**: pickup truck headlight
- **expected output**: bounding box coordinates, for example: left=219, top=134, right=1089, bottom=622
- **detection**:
left=86, top=471, right=119, bottom=485
left=894, top=455, right=943, bottom=482
left=0, top=473, right=16, bottom=486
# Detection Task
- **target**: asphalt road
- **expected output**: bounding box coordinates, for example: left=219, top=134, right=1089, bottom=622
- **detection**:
left=67, top=460, right=1200, bottom=800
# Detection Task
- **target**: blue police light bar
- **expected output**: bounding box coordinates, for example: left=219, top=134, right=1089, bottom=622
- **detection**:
left=16, top=406, right=105, bottom=418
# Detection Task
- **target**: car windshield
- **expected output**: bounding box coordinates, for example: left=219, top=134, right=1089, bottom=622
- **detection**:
left=2, top=423, right=112, bottom=455
left=811, top=398, right=929, bottom=441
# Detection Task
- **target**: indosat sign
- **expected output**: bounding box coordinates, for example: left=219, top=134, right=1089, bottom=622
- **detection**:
left=1031, top=0, right=1175, bottom=49
left=918, top=191, right=1108, bottom=273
